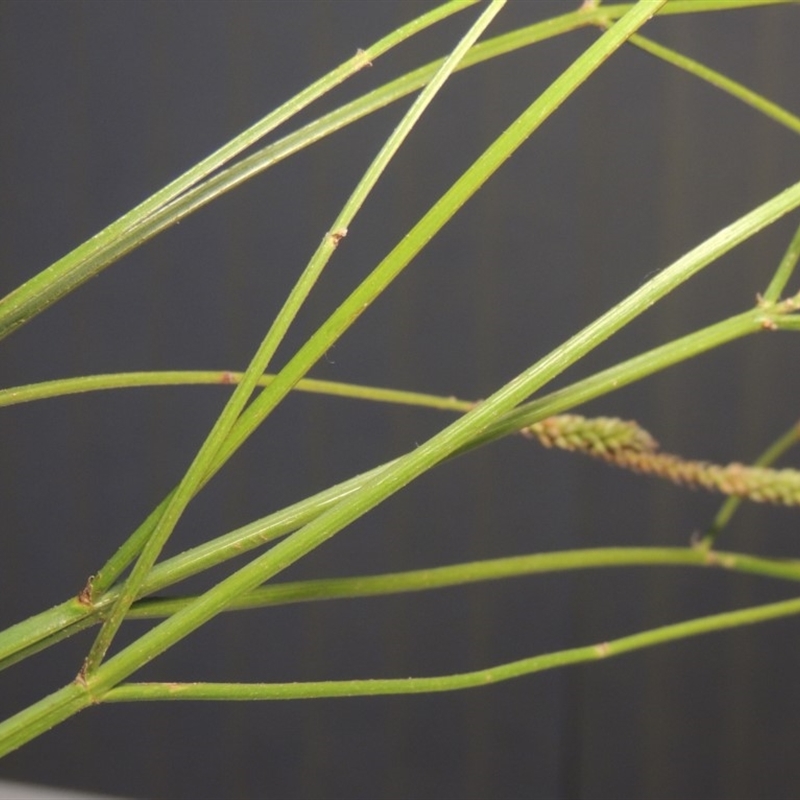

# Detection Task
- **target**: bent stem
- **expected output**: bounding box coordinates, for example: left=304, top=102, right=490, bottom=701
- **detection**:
left=628, top=33, right=800, bottom=135
left=0, top=371, right=475, bottom=412
left=102, top=593, right=800, bottom=701
left=762, top=220, right=800, bottom=303
left=126, top=547, right=800, bottom=619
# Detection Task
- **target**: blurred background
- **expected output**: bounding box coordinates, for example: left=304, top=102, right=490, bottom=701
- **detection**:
left=1, top=1, right=800, bottom=798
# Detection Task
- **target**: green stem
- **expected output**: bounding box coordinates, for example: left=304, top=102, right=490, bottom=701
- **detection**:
left=628, top=34, right=800, bottom=136
left=471, top=306, right=798, bottom=447
left=0, top=371, right=474, bottom=412
left=126, top=547, right=800, bottom=618
left=762, top=219, right=800, bottom=303
left=102, top=593, right=800, bottom=702
left=6, top=538, right=800, bottom=676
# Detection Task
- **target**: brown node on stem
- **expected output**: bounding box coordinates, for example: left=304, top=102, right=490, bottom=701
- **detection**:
left=329, top=228, right=348, bottom=246
left=77, top=576, right=95, bottom=607
left=219, top=371, right=237, bottom=384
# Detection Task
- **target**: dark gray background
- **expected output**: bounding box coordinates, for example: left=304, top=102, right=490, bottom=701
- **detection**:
left=1, top=1, right=800, bottom=798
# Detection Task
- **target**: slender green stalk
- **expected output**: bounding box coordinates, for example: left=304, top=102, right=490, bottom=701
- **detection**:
left=0, top=0, right=477, bottom=342
left=80, top=0, right=508, bottom=678
left=0, top=618, right=98, bottom=674
left=762, top=219, right=800, bottom=303
left=126, top=547, right=800, bottom=618
left=472, top=306, right=799, bottom=447
left=701, top=420, right=800, bottom=547
left=0, top=371, right=474, bottom=412
left=628, top=34, right=800, bottom=135
left=102, top=594, right=800, bottom=702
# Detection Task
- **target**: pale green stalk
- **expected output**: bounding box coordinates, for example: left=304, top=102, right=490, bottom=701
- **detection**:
left=125, top=547, right=800, bottom=618
left=81, top=0, right=507, bottom=677
left=628, top=34, right=800, bottom=135
left=605, top=19, right=800, bottom=172
left=102, top=594, right=800, bottom=701
left=762, top=220, right=800, bottom=302
left=0, top=372, right=474, bottom=412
